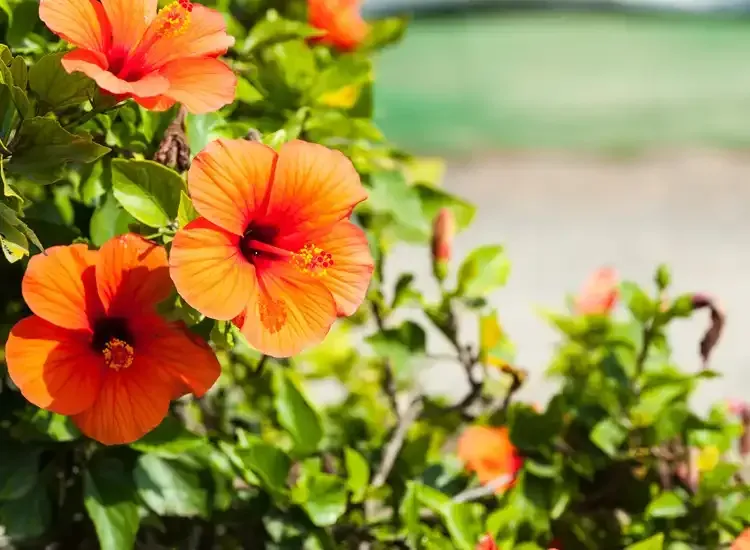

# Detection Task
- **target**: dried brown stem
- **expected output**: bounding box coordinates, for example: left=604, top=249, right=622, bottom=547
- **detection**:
left=153, top=105, right=190, bottom=172
left=691, top=293, right=726, bottom=370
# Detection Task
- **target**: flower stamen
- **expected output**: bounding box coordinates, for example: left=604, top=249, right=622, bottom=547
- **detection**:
left=153, top=0, right=193, bottom=39
left=292, top=243, right=333, bottom=277
left=103, top=338, right=134, bottom=371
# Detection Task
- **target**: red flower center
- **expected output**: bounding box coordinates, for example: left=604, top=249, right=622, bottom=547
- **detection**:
left=92, top=317, right=135, bottom=370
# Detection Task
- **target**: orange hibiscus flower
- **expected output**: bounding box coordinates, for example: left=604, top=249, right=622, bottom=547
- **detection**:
left=39, top=0, right=236, bottom=113
left=5, top=235, right=220, bottom=445
left=732, top=529, right=750, bottom=550
left=574, top=266, right=619, bottom=315
left=308, top=0, right=369, bottom=51
left=169, top=138, right=374, bottom=358
left=458, top=425, right=523, bottom=492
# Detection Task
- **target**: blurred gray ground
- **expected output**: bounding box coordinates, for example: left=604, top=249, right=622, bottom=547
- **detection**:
left=383, top=152, right=750, bottom=410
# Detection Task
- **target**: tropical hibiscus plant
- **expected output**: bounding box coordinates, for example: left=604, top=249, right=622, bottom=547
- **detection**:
left=0, top=0, right=749, bottom=548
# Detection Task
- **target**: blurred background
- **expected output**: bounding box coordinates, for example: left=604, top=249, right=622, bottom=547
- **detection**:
left=361, top=1, right=750, bottom=408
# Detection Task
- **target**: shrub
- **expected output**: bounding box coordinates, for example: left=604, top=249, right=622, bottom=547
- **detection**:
left=0, top=1, right=748, bottom=548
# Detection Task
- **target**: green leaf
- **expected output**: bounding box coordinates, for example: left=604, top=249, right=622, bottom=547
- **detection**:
left=111, top=159, right=184, bottom=228
left=84, top=458, right=140, bottom=550
left=244, top=10, right=323, bottom=53
left=0, top=447, right=40, bottom=500
left=479, top=309, right=515, bottom=367
left=0, top=0, right=11, bottom=22
left=625, top=533, right=665, bottom=550
left=29, top=53, right=95, bottom=111
left=368, top=170, right=429, bottom=234
left=646, top=491, right=687, bottom=519
left=442, top=503, right=484, bottom=550
left=10, top=57, right=27, bottom=90
left=293, top=471, right=348, bottom=527
left=508, top=403, right=562, bottom=452
left=0, top=481, right=51, bottom=541
left=620, top=282, right=655, bottom=323
left=365, top=320, right=426, bottom=378
left=235, top=438, right=292, bottom=498
left=0, top=212, right=28, bottom=262
left=177, top=190, right=198, bottom=228
left=22, top=410, right=80, bottom=441
left=7, top=117, right=109, bottom=184
left=134, top=454, right=207, bottom=518
left=416, top=184, right=476, bottom=232
left=311, top=56, right=371, bottom=101
left=399, top=482, right=421, bottom=548
left=344, top=447, right=370, bottom=503
left=90, top=191, right=136, bottom=247
left=273, top=369, right=324, bottom=454
left=130, top=416, right=206, bottom=457
left=457, top=245, right=511, bottom=299
left=590, top=418, right=628, bottom=457
left=362, top=17, right=409, bottom=51
left=630, top=382, right=689, bottom=427
left=0, top=202, right=43, bottom=257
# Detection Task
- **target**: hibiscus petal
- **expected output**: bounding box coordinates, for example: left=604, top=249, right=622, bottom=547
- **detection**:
left=236, top=259, right=337, bottom=358
left=101, top=0, right=154, bottom=55
left=96, top=234, right=172, bottom=317
left=158, top=57, right=237, bottom=114
left=189, top=139, right=277, bottom=235
left=132, top=316, right=221, bottom=398
left=170, top=217, right=256, bottom=321
left=39, top=0, right=111, bottom=53
left=6, top=316, right=102, bottom=416
left=279, top=220, right=373, bottom=317
left=22, top=244, right=102, bottom=331
left=141, top=4, right=234, bottom=69
left=72, top=358, right=173, bottom=445
left=266, top=140, right=367, bottom=235
left=62, top=49, right=170, bottom=98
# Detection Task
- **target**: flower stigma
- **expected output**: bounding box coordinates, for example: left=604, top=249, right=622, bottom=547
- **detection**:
left=103, top=338, right=134, bottom=371
left=292, top=243, right=333, bottom=277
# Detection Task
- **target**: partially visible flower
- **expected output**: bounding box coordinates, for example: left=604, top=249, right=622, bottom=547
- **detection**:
left=308, top=0, right=369, bottom=51
left=169, top=139, right=374, bottom=358
left=574, top=266, right=618, bottom=315
left=458, top=426, right=523, bottom=492
left=728, top=399, right=748, bottom=417
left=476, top=534, right=498, bottom=550
left=731, top=529, right=750, bottom=550
left=39, top=0, right=236, bottom=113
left=6, top=235, right=220, bottom=445
left=431, top=207, right=454, bottom=282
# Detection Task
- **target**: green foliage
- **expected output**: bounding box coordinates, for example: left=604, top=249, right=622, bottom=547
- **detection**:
left=0, top=1, right=747, bottom=549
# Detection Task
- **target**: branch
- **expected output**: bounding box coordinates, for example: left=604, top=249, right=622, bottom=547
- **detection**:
left=153, top=105, right=190, bottom=171
left=371, top=396, right=424, bottom=489
left=453, top=473, right=513, bottom=503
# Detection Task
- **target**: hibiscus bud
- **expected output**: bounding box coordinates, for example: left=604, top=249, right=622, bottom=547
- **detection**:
left=476, top=534, right=498, bottom=550
left=431, top=208, right=455, bottom=282
left=574, top=267, right=618, bottom=315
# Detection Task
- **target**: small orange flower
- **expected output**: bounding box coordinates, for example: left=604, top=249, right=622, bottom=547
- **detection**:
left=169, top=139, right=374, bottom=358
left=308, top=0, right=369, bottom=51
left=732, top=530, right=750, bottom=550
left=574, top=266, right=618, bottom=315
left=458, top=426, right=523, bottom=492
left=5, top=235, right=220, bottom=445
left=733, top=529, right=750, bottom=550
left=39, top=0, right=237, bottom=113
left=476, top=534, right=498, bottom=550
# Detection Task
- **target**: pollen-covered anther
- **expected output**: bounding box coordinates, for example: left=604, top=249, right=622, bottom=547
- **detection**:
left=154, top=0, right=192, bottom=38
left=258, top=298, right=288, bottom=334
left=103, top=338, right=134, bottom=371
left=292, top=243, right=334, bottom=277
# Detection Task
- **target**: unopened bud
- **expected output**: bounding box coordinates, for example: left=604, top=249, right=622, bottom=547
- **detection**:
left=574, top=267, right=619, bottom=315
left=431, top=208, right=454, bottom=282
left=476, top=534, right=498, bottom=550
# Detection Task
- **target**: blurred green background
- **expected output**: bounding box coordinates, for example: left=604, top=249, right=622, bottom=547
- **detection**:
left=372, top=12, right=750, bottom=155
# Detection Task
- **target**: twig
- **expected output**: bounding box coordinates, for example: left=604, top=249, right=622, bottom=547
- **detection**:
left=371, top=396, right=424, bottom=489
left=453, top=473, right=513, bottom=503
left=154, top=105, right=190, bottom=171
